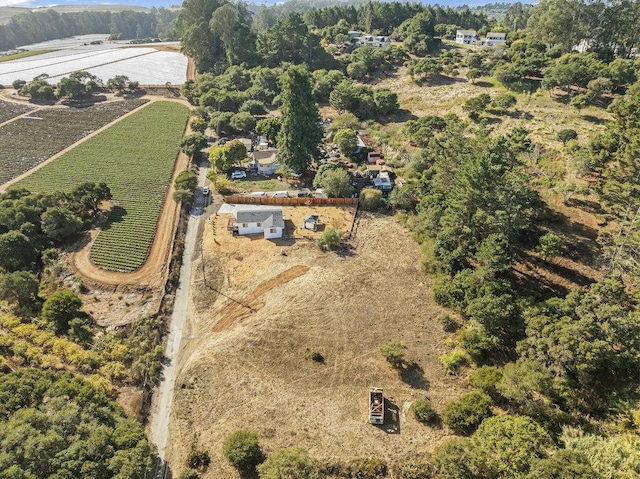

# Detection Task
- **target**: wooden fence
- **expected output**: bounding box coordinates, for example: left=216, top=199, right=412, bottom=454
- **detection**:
left=224, top=195, right=359, bottom=206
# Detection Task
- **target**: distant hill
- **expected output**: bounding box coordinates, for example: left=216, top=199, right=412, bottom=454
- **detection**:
left=0, top=5, right=151, bottom=25
left=0, top=0, right=535, bottom=26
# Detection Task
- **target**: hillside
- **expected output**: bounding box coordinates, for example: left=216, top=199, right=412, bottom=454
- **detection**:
left=0, top=5, right=150, bottom=25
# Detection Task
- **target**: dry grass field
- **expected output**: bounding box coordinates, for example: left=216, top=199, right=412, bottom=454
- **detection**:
left=168, top=211, right=467, bottom=477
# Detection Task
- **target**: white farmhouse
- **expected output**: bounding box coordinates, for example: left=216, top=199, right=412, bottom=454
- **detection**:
left=485, top=32, right=506, bottom=47
left=456, top=29, right=478, bottom=45
left=225, top=204, right=285, bottom=239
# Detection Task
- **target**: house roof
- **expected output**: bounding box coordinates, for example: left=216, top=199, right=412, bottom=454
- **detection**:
left=457, top=29, right=477, bottom=35
left=231, top=204, right=285, bottom=229
left=253, top=148, right=278, bottom=165
left=487, top=32, right=506, bottom=38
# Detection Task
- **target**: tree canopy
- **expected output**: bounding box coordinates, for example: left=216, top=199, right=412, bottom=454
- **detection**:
left=0, top=369, right=156, bottom=478
left=276, top=65, right=323, bottom=174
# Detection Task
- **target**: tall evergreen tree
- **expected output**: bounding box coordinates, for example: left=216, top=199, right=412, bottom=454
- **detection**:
left=277, top=65, right=322, bottom=174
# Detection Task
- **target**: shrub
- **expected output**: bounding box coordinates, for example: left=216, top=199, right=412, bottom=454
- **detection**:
left=210, top=174, right=233, bottom=194
left=360, top=188, right=382, bottom=211
left=412, top=398, right=437, bottom=424
left=557, top=128, right=578, bottom=145
left=240, top=99, right=267, bottom=115
left=187, top=449, right=211, bottom=472
left=396, top=461, right=434, bottom=479
left=222, top=429, right=264, bottom=472
left=458, top=328, right=498, bottom=364
left=307, top=349, right=324, bottom=362
left=257, top=446, right=323, bottom=479
left=346, top=457, right=388, bottom=478
left=437, top=312, right=459, bottom=332
left=439, top=350, right=468, bottom=375
left=492, top=92, right=517, bottom=111
left=316, top=227, right=342, bottom=250
left=379, top=340, right=406, bottom=368
left=178, top=468, right=200, bottom=479
left=442, top=391, right=493, bottom=435
left=536, top=233, right=562, bottom=260
left=469, top=366, right=503, bottom=398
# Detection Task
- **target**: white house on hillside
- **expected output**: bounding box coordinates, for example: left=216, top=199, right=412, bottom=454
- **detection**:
left=223, top=204, right=285, bottom=239
left=456, top=29, right=478, bottom=45
left=485, top=32, right=506, bottom=47
left=252, top=148, right=280, bottom=176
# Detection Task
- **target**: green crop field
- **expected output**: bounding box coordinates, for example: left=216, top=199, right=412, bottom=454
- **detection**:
left=0, top=99, right=35, bottom=123
left=0, top=99, right=148, bottom=185
left=17, top=100, right=190, bottom=272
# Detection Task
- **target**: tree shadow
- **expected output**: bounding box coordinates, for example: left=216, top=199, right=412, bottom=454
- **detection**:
left=474, top=80, right=494, bottom=88
left=580, top=114, right=607, bottom=125
left=101, top=205, right=127, bottom=231
left=564, top=197, right=603, bottom=215
left=399, top=362, right=429, bottom=390
left=382, top=108, right=417, bottom=124
left=375, top=398, right=400, bottom=434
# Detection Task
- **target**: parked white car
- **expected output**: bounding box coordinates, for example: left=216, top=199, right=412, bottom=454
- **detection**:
left=231, top=170, right=247, bottom=179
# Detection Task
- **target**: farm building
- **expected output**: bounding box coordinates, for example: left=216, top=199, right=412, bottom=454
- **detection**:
left=223, top=204, right=285, bottom=239
left=252, top=148, right=280, bottom=176
left=484, top=32, right=506, bottom=46
left=455, top=29, right=478, bottom=45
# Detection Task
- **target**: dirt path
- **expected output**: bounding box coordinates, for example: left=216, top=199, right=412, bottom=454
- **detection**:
left=149, top=158, right=211, bottom=461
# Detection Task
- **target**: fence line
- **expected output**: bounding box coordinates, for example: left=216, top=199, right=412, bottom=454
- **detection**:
left=223, top=195, right=359, bottom=206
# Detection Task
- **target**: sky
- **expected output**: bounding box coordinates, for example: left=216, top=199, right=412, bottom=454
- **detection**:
left=0, top=0, right=532, bottom=8
left=0, top=0, right=174, bottom=7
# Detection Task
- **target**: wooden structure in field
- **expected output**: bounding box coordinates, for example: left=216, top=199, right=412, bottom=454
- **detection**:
left=369, top=387, right=384, bottom=424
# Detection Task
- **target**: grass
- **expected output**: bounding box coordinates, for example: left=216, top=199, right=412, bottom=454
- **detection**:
left=0, top=99, right=148, bottom=185
left=175, top=214, right=466, bottom=476
left=0, top=50, right=55, bottom=62
left=17, top=100, right=190, bottom=272
left=0, top=98, right=34, bottom=123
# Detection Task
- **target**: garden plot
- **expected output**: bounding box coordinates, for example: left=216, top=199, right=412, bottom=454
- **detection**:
left=0, top=99, right=34, bottom=124
left=16, top=101, right=190, bottom=273
left=0, top=99, right=147, bottom=186
left=0, top=47, right=187, bottom=85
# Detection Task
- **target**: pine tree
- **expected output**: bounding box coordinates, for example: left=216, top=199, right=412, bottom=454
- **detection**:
left=277, top=65, right=323, bottom=174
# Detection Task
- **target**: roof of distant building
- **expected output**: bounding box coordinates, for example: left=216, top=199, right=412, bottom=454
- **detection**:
left=253, top=148, right=278, bottom=165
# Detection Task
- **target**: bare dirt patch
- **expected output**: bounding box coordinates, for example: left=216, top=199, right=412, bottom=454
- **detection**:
left=283, top=205, right=357, bottom=239
left=167, top=213, right=467, bottom=477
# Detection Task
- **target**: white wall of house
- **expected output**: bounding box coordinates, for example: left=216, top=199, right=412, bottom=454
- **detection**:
left=456, top=30, right=477, bottom=44
left=264, top=226, right=283, bottom=239
left=257, top=162, right=280, bottom=175
left=236, top=222, right=283, bottom=239
left=238, top=222, right=265, bottom=235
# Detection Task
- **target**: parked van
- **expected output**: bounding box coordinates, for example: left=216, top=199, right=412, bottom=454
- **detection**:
left=250, top=191, right=267, bottom=198
left=272, top=191, right=289, bottom=198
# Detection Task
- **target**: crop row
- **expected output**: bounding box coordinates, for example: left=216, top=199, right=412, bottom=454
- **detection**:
left=0, top=99, right=35, bottom=124
left=0, top=98, right=148, bottom=185
left=16, top=100, right=190, bottom=272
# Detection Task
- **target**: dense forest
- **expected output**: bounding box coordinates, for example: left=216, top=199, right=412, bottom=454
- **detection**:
left=0, top=7, right=179, bottom=50
left=2, top=0, right=640, bottom=477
